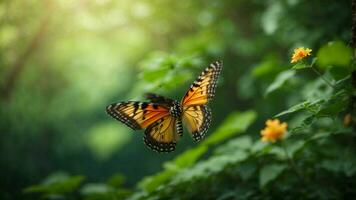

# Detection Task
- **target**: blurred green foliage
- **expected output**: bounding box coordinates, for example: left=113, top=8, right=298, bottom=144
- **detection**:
left=0, top=0, right=355, bottom=199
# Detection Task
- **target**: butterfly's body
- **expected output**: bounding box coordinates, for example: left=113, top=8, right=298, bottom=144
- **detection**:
left=169, top=101, right=182, bottom=118
left=106, top=61, right=222, bottom=153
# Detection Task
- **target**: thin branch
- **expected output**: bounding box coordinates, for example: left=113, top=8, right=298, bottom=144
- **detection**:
left=0, top=1, right=52, bottom=101
left=307, top=59, right=335, bottom=89
left=310, top=66, right=335, bottom=89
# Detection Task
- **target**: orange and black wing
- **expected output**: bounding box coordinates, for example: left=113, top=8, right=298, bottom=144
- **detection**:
left=144, top=116, right=183, bottom=153
left=181, top=61, right=222, bottom=141
left=181, top=61, right=222, bottom=106
left=106, top=101, right=170, bottom=130
left=182, top=105, right=211, bottom=141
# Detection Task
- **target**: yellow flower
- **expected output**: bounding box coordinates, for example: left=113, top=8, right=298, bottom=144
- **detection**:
left=261, top=119, right=288, bottom=143
left=291, top=47, right=312, bottom=63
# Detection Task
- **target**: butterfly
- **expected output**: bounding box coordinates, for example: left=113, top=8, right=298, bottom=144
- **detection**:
left=106, top=61, right=222, bottom=153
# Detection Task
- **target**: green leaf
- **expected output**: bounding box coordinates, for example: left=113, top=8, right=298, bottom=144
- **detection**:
left=317, top=41, right=352, bottom=68
left=265, top=70, right=296, bottom=96
left=274, top=100, right=323, bottom=118
left=81, top=183, right=113, bottom=196
left=80, top=183, right=132, bottom=200
left=107, top=173, right=125, bottom=188
left=214, top=136, right=253, bottom=155
left=290, top=115, right=316, bottom=134
left=235, top=162, right=257, bottom=181
left=251, top=141, right=269, bottom=154
left=288, top=140, right=306, bottom=156
left=161, top=69, right=193, bottom=90
left=317, top=90, right=349, bottom=117
left=24, top=172, right=85, bottom=195
left=317, top=41, right=352, bottom=79
left=138, top=145, right=208, bottom=193
left=269, top=146, right=286, bottom=159
left=289, top=89, right=349, bottom=134
left=138, top=53, right=198, bottom=91
left=170, top=145, right=208, bottom=169
left=321, top=151, right=356, bottom=177
left=138, top=170, right=175, bottom=193
left=259, top=164, right=286, bottom=187
left=171, top=150, right=249, bottom=184
left=202, top=110, right=257, bottom=146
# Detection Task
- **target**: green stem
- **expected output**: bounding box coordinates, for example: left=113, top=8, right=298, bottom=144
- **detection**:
left=280, top=140, right=306, bottom=183
left=309, top=60, right=335, bottom=88
left=311, top=67, right=334, bottom=88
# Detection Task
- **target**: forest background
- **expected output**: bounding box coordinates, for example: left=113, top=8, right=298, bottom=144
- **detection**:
left=0, top=0, right=355, bottom=199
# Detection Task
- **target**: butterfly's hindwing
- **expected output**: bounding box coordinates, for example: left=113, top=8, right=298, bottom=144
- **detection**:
left=182, top=105, right=212, bottom=141
left=182, top=61, right=222, bottom=106
left=106, top=101, right=170, bottom=130
left=144, top=116, right=181, bottom=153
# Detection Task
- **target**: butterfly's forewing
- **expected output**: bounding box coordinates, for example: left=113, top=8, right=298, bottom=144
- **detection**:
left=181, top=61, right=222, bottom=141
left=106, top=101, right=170, bottom=130
left=181, top=61, right=222, bottom=106
left=144, top=116, right=182, bottom=152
